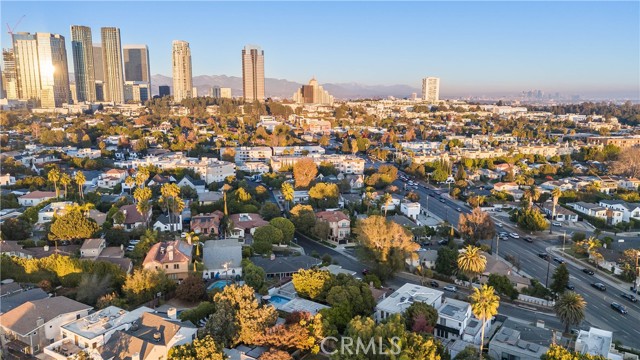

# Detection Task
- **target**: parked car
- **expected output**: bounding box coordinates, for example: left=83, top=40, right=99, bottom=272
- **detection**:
left=538, top=253, right=550, bottom=260
left=621, top=293, right=638, bottom=303
left=456, top=207, right=462, bottom=212
left=523, top=237, right=533, bottom=243
left=126, top=245, right=135, bottom=252
left=129, top=240, right=140, bottom=245
left=440, top=199, right=446, bottom=203
left=496, top=223, right=504, bottom=228
left=566, top=283, right=575, bottom=290
left=553, top=257, right=565, bottom=264
left=591, top=283, right=607, bottom=291
left=438, top=239, right=449, bottom=245
left=429, top=280, right=439, bottom=288
left=552, top=222, right=562, bottom=226
left=509, top=233, right=520, bottom=239
left=582, top=268, right=595, bottom=275
left=611, top=302, right=628, bottom=314
left=443, top=285, right=457, bottom=292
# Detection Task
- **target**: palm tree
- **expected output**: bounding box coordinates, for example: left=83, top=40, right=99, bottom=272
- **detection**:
left=48, top=167, right=61, bottom=198
left=74, top=171, right=86, bottom=200
left=134, top=187, right=152, bottom=228
left=380, top=193, right=393, bottom=217
left=161, top=183, right=183, bottom=231
left=125, top=176, right=135, bottom=195
left=185, top=231, right=199, bottom=246
left=550, top=187, right=562, bottom=234
left=554, top=291, right=586, bottom=334
left=135, top=168, right=150, bottom=188
left=281, top=182, right=294, bottom=211
left=221, top=184, right=233, bottom=216
left=470, top=284, right=500, bottom=360
left=60, top=173, right=71, bottom=199
left=457, top=245, right=487, bottom=286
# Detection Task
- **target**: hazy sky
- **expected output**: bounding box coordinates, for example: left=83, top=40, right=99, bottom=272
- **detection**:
left=2, top=1, right=639, bottom=97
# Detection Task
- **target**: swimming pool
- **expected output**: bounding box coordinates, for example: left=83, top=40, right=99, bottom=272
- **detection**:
left=267, top=295, right=292, bottom=306
left=207, top=280, right=230, bottom=291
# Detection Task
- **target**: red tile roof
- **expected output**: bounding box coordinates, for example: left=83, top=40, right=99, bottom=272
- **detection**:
left=143, top=240, right=192, bottom=266
left=316, top=210, right=350, bottom=223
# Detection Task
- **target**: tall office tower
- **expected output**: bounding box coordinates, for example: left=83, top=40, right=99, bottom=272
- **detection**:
left=172, top=40, right=192, bottom=102
left=242, top=45, right=264, bottom=102
left=2, top=49, right=18, bottom=99
left=421, top=77, right=440, bottom=102
left=36, top=33, right=70, bottom=108
left=101, top=27, right=124, bottom=103
left=292, top=77, right=334, bottom=105
left=12, top=32, right=41, bottom=101
left=158, top=85, right=170, bottom=97
left=70, top=25, right=96, bottom=102
left=92, top=44, right=104, bottom=101
left=123, top=45, right=150, bottom=85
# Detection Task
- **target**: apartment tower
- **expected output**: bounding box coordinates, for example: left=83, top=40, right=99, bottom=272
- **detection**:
left=242, top=45, right=264, bottom=102
left=101, top=27, right=124, bottom=103
left=71, top=25, right=96, bottom=102
left=171, top=40, right=192, bottom=103
left=12, top=32, right=41, bottom=101
left=422, top=77, right=440, bottom=102
left=36, top=33, right=70, bottom=108
left=2, top=49, right=18, bottom=99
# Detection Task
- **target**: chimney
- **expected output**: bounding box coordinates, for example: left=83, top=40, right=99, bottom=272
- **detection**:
left=167, top=307, right=177, bottom=320
left=168, top=249, right=174, bottom=261
left=270, top=253, right=275, bottom=261
left=36, top=316, right=45, bottom=327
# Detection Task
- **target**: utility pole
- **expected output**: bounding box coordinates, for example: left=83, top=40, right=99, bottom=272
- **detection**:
left=495, top=233, right=500, bottom=258
left=545, top=254, right=551, bottom=288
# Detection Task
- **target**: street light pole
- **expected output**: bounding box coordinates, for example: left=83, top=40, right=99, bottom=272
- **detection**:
left=562, top=231, right=566, bottom=254
left=545, top=255, right=551, bottom=288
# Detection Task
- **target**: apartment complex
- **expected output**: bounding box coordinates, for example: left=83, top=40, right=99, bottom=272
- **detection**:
left=172, top=40, right=192, bottom=102
left=242, top=45, right=265, bottom=102
left=422, top=76, right=440, bottom=102
left=70, top=25, right=96, bottom=102
left=101, top=27, right=124, bottom=103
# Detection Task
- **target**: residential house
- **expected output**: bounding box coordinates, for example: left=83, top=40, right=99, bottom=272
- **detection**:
left=0, top=288, right=49, bottom=315
left=599, top=200, right=640, bottom=223
left=400, top=202, right=421, bottom=220
left=228, top=213, right=269, bottom=244
left=540, top=202, right=579, bottom=222
left=375, top=283, right=444, bottom=322
left=18, top=191, right=57, bottom=207
left=482, top=255, right=530, bottom=291
left=238, top=162, right=270, bottom=174
left=315, top=210, right=351, bottom=245
left=540, top=180, right=574, bottom=192
left=0, top=241, right=34, bottom=259
left=0, top=297, right=91, bottom=355
left=618, top=178, right=640, bottom=191
left=196, top=191, right=223, bottom=205
left=190, top=211, right=224, bottom=237
left=575, top=327, right=632, bottom=360
left=97, top=169, right=128, bottom=189
left=98, top=312, right=197, bottom=360
left=569, top=202, right=623, bottom=225
left=202, top=239, right=243, bottom=280
left=488, top=319, right=553, bottom=360
left=147, top=174, right=175, bottom=187
left=435, top=297, right=488, bottom=342
left=80, top=238, right=107, bottom=258
left=0, top=174, right=16, bottom=186
left=177, top=175, right=206, bottom=193
left=153, top=214, right=183, bottom=232
left=493, top=182, right=519, bottom=192
left=478, top=168, right=500, bottom=180
left=118, top=204, right=150, bottom=231
left=142, top=240, right=193, bottom=282
left=37, top=201, right=75, bottom=224
left=407, top=249, right=438, bottom=270
left=250, top=255, right=322, bottom=279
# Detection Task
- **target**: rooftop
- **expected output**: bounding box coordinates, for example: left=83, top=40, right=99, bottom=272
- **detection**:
left=0, top=296, right=91, bottom=336
left=278, top=297, right=329, bottom=315
left=437, top=297, right=471, bottom=322
left=376, top=283, right=443, bottom=315
left=576, top=327, right=613, bottom=358
left=62, top=306, right=153, bottom=340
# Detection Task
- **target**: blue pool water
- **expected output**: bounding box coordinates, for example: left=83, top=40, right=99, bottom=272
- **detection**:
left=207, top=280, right=230, bottom=291
left=268, top=295, right=292, bottom=306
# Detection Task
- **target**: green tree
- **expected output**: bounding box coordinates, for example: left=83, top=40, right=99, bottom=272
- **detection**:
left=405, top=302, right=438, bottom=333
left=487, top=274, right=519, bottom=300
left=133, top=187, right=152, bottom=228
left=470, top=284, right=500, bottom=360
left=260, top=202, right=281, bottom=220
left=435, top=246, right=458, bottom=276
left=254, top=224, right=283, bottom=246
left=290, top=204, right=316, bottom=234
left=48, top=208, right=99, bottom=242
left=308, top=182, right=340, bottom=209
left=168, top=335, right=225, bottom=360
left=47, top=166, right=61, bottom=197
left=541, top=344, right=607, bottom=360
left=0, top=218, right=32, bottom=240
left=60, top=173, right=71, bottom=199
left=122, top=268, right=176, bottom=305
left=292, top=269, right=332, bottom=300
left=175, top=273, right=206, bottom=301
left=454, top=347, right=480, bottom=360
left=76, top=274, right=113, bottom=306
left=554, top=291, right=586, bottom=334
left=511, top=207, right=548, bottom=231
left=243, top=261, right=266, bottom=292
left=293, top=157, right=318, bottom=189
left=269, top=217, right=295, bottom=244
left=550, top=264, right=570, bottom=295
left=235, top=187, right=252, bottom=202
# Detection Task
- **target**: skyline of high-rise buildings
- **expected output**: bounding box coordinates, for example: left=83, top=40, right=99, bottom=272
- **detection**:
left=123, top=44, right=151, bottom=84
left=242, top=45, right=265, bottom=102
left=71, top=25, right=96, bottom=102
left=171, top=40, right=192, bottom=103
left=422, top=77, right=440, bottom=103
left=293, top=77, right=334, bottom=105
left=100, top=27, right=124, bottom=103
left=36, top=32, right=70, bottom=108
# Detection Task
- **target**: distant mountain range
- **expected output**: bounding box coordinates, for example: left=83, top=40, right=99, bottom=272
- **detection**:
left=150, top=74, right=421, bottom=100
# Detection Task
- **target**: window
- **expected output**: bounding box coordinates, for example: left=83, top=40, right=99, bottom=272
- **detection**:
left=501, top=353, right=520, bottom=360
left=439, top=318, right=446, bottom=325
left=165, top=265, right=169, bottom=269
left=174, top=264, right=180, bottom=269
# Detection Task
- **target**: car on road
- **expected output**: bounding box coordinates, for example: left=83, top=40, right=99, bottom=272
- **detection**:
left=621, top=293, right=638, bottom=302
left=538, top=253, right=550, bottom=260
left=591, top=283, right=607, bottom=291
left=611, top=302, right=628, bottom=314
left=440, top=199, right=446, bottom=203
left=126, top=245, right=135, bottom=252
left=429, top=192, right=436, bottom=197
left=443, top=285, right=457, bottom=292
left=438, top=239, right=449, bottom=245
left=582, top=268, right=595, bottom=275
left=496, top=223, right=504, bottom=228
left=429, top=280, right=439, bottom=288
left=523, top=237, right=533, bottom=243
left=552, top=222, right=562, bottom=226
left=566, top=283, right=575, bottom=290
left=129, top=240, right=140, bottom=245
left=553, top=257, right=565, bottom=264
left=509, top=233, right=520, bottom=239
left=456, top=207, right=462, bottom=212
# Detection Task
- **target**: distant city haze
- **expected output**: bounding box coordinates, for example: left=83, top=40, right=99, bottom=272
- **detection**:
left=2, top=1, right=638, bottom=99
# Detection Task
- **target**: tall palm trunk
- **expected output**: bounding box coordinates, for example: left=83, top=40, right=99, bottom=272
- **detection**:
left=479, top=319, right=486, bottom=360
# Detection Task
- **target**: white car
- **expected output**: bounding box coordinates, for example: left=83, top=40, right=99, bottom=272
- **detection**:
left=126, top=245, right=135, bottom=252
left=129, top=240, right=140, bottom=245
left=509, top=233, right=520, bottom=239
left=496, top=223, right=504, bottom=228
left=552, top=222, right=562, bottom=226
left=443, top=285, right=458, bottom=292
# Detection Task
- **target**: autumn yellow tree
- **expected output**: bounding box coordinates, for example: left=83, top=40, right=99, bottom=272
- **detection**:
left=458, top=208, right=496, bottom=244
left=293, top=158, right=318, bottom=188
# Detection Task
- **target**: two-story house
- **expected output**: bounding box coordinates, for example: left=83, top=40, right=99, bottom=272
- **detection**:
left=569, top=201, right=623, bottom=225
left=18, top=191, right=57, bottom=207
left=80, top=238, right=107, bottom=258
left=599, top=200, right=640, bottom=223
left=37, top=201, right=75, bottom=224
left=0, top=297, right=91, bottom=356
left=117, top=204, right=150, bottom=231
left=375, top=283, right=443, bottom=322
left=177, top=175, right=206, bottom=193
left=190, top=211, right=224, bottom=237
left=228, top=213, right=269, bottom=244
left=142, top=240, right=193, bottom=282
left=315, top=210, right=351, bottom=245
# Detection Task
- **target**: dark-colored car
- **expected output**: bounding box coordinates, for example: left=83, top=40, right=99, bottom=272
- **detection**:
left=538, top=253, right=550, bottom=260
left=582, top=268, right=595, bottom=275
left=553, top=257, right=565, bottom=264
left=591, top=283, right=607, bottom=291
left=438, top=239, right=449, bottom=245
left=429, top=280, right=439, bottom=288
left=523, top=237, right=533, bottom=243
left=621, top=293, right=638, bottom=303
left=611, top=302, right=628, bottom=314
left=566, top=283, right=575, bottom=290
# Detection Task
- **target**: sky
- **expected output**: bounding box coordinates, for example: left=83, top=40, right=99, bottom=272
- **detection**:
left=1, top=1, right=639, bottom=98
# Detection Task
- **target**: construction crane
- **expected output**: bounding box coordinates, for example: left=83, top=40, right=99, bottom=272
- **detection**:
left=6, top=15, right=26, bottom=36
